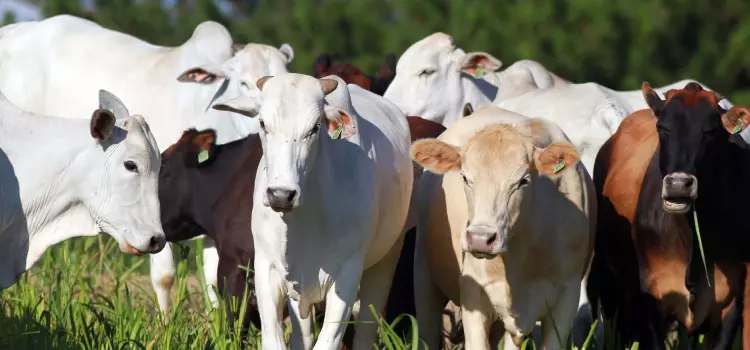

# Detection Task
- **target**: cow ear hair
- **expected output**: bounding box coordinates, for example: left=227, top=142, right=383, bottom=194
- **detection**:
left=323, top=107, right=357, bottom=139
left=459, top=52, right=503, bottom=77
left=177, top=64, right=226, bottom=84
left=533, top=142, right=580, bottom=176
left=721, top=106, right=750, bottom=135
left=90, top=108, right=116, bottom=141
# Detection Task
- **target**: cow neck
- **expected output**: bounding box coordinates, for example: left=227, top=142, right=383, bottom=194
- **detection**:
left=191, top=134, right=260, bottom=201
left=0, top=104, right=106, bottom=274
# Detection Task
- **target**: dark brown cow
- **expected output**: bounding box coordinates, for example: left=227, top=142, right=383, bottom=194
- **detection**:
left=587, top=82, right=750, bottom=349
left=160, top=116, right=446, bottom=347
left=312, top=52, right=396, bottom=96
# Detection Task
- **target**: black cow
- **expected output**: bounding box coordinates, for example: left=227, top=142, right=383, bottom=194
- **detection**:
left=587, top=82, right=750, bottom=349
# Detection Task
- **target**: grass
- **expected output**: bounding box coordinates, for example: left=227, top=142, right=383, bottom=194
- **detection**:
left=0, top=235, right=744, bottom=349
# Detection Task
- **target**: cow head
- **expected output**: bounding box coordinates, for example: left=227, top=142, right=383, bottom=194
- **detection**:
left=212, top=73, right=348, bottom=212
left=411, top=122, right=580, bottom=258
left=158, top=128, right=217, bottom=241
left=82, top=90, right=166, bottom=255
left=175, top=42, right=294, bottom=140
left=383, top=33, right=502, bottom=125
left=643, top=81, right=750, bottom=214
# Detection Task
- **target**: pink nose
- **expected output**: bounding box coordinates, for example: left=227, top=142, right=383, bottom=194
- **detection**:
left=466, top=230, right=498, bottom=254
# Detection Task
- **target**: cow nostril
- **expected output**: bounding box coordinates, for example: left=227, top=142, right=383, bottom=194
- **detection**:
left=149, top=235, right=166, bottom=252
left=684, top=177, right=694, bottom=188
left=286, top=190, right=297, bottom=202
left=486, top=233, right=497, bottom=245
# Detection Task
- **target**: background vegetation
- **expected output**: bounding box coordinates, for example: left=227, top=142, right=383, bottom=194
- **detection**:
left=1, top=0, right=749, bottom=348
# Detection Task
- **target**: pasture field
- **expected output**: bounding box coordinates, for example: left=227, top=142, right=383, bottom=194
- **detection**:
left=0, top=235, right=741, bottom=350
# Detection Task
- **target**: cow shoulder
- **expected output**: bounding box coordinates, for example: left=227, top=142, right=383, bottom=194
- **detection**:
left=601, top=109, right=659, bottom=223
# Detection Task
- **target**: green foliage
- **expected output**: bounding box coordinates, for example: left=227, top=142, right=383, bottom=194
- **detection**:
left=28, top=0, right=750, bottom=103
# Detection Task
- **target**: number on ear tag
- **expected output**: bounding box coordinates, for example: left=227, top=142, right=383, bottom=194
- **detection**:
left=553, top=158, right=565, bottom=174
left=475, top=63, right=485, bottom=79
left=197, top=148, right=209, bottom=163
left=732, top=119, right=744, bottom=134
left=331, top=123, right=343, bottom=139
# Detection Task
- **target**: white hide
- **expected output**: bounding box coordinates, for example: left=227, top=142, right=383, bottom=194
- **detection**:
left=214, top=73, right=413, bottom=350
left=0, top=14, right=294, bottom=316
left=384, top=32, right=735, bottom=130
left=0, top=90, right=164, bottom=289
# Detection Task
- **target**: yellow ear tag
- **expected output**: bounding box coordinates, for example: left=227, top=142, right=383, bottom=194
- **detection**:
left=197, top=148, right=209, bottom=163
left=475, top=63, right=485, bottom=79
left=553, top=158, right=565, bottom=174
left=331, top=123, right=343, bottom=139
left=732, top=119, right=744, bottom=134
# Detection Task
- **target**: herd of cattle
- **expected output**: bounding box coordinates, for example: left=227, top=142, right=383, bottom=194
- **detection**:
left=0, top=14, right=748, bottom=350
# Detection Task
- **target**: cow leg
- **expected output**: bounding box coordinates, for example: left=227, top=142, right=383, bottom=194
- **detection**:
left=352, top=233, right=405, bottom=349
left=149, top=242, right=176, bottom=321
left=384, top=227, right=417, bottom=339
left=289, top=298, right=315, bottom=350
left=312, top=260, right=362, bottom=350
left=709, top=300, right=741, bottom=350
left=540, top=282, right=580, bottom=350
left=460, top=304, right=491, bottom=350
left=202, top=238, right=220, bottom=309
left=414, top=229, right=448, bottom=350
left=255, top=254, right=287, bottom=350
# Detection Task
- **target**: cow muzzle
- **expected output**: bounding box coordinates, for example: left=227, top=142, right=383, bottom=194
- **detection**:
left=265, top=185, right=300, bottom=213
left=120, top=233, right=166, bottom=255
left=464, top=226, right=506, bottom=258
left=662, top=172, right=698, bottom=214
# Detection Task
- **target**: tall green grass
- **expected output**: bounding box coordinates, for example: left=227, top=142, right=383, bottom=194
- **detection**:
left=0, top=235, right=742, bottom=349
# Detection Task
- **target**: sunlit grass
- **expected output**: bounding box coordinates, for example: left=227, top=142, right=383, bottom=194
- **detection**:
left=0, top=235, right=743, bottom=349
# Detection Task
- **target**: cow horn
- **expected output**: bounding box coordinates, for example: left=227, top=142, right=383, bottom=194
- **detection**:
left=320, top=79, right=338, bottom=95
left=256, top=76, right=273, bottom=91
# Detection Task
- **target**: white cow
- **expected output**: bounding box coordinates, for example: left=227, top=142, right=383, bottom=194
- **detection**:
left=410, top=105, right=595, bottom=350
left=383, top=32, right=734, bottom=128
left=213, top=73, right=413, bottom=349
left=0, top=89, right=164, bottom=289
left=0, top=14, right=294, bottom=317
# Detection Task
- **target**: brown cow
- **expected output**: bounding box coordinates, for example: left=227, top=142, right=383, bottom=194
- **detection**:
left=587, top=82, right=750, bottom=349
left=312, top=52, right=396, bottom=96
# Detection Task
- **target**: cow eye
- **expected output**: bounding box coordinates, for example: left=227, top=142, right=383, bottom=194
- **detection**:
left=240, top=81, right=250, bottom=89
left=461, top=173, right=471, bottom=186
left=519, top=175, right=530, bottom=187
left=124, top=160, right=139, bottom=173
left=420, top=69, right=436, bottom=77
left=307, top=124, right=320, bottom=138
left=259, top=120, right=266, bottom=132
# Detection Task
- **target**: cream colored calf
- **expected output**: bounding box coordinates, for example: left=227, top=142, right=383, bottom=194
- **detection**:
left=410, top=105, right=595, bottom=350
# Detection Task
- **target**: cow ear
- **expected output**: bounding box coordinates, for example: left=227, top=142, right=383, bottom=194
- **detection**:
left=212, top=95, right=261, bottom=118
left=231, top=42, right=246, bottom=54
left=177, top=64, right=225, bottom=84
left=324, top=108, right=357, bottom=139
left=459, top=52, right=503, bottom=78
left=279, top=43, right=294, bottom=64
left=188, top=130, right=217, bottom=166
left=90, top=108, right=116, bottom=141
left=462, top=103, right=474, bottom=118
left=98, top=89, right=130, bottom=120
left=534, top=142, right=580, bottom=176
left=642, top=82, right=665, bottom=117
left=411, top=139, right=462, bottom=174
left=721, top=106, right=750, bottom=135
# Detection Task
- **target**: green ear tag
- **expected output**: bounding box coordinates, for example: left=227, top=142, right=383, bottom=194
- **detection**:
left=475, top=63, right=485, bottom=79
left=197, top=148, right=209, bottom=163
left=331, top=123, right=343, bottom=139
left=107, top=108, right=114, bottom=114
left=732, top=119, right=744, bottom=134
left=553, top=158, right=565, bottom=174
